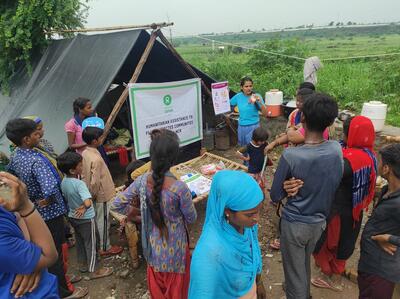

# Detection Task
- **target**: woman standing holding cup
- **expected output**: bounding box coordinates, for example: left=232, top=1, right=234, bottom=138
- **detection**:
left=230, top=77, right=267, bottom=146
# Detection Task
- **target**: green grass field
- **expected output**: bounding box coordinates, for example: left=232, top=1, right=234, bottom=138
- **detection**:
left=176, top=31, right=400, bottom=126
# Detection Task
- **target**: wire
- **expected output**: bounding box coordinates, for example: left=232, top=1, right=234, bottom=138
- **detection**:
left=167, top=28, right=400, bottom=62
left=195, top=35, right=306, bottom=61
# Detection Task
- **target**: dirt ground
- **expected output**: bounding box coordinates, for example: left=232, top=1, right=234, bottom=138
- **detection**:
left=66, top=145, right=374, bottom=299
left=66, top=112, right=400, bottom=299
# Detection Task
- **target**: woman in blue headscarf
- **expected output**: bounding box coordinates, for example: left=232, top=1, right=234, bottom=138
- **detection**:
left=189, top=170, right=266, bottom=299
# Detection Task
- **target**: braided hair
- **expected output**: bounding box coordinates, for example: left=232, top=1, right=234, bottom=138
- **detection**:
left=149, top=129, right=180, bottom=239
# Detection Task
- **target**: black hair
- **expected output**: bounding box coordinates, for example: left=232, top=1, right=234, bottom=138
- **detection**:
left=57, top=152, right=83, bottom=175
left=149, top=129, right=180, bottom=239
left=82, top=127, right=103, bottom=145
left=125, top=160, right=146, bottom=186
left=150, top=129, right=162, bottom=141
left=299, top=82, right=316, bottom=91
left=252, top=127, right=269, bottom=143
left=297, top=88, right=314, bottom=98
left=73, top=97, right=91, bottom=115
left=240, top=76, right=253, bottom=87
left=379, top=144, right=400, bottom=179
left=6, top=118, right=37, bottom=146
left=301, top=93, right=338, bottom=133
left=343, top=116, right=355, bottom=138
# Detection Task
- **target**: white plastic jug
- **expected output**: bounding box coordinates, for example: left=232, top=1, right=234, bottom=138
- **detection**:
left=265, top=89, right=283, bottom=106
left=361, top=101, right=387, bottom=132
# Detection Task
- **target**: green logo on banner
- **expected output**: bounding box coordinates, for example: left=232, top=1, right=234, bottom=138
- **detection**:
left=163, top=95, right=172, bottom=106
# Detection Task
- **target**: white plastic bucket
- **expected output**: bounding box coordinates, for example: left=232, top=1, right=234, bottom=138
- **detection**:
left=361, top=101, right=387, bottom=132
left=265, top=89, right=283, bottom=106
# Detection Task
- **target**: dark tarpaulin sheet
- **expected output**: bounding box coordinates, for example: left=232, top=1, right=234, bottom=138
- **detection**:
left=0, top=29, right=221, bottom=162
left=0, top=30, right=142, bottom=153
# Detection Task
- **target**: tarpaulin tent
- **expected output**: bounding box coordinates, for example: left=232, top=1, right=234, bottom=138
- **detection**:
left=0, top=29, right=221, bottom=161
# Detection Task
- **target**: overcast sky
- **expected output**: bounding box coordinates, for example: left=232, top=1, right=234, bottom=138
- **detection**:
left=86, top=0, right=400, bottom=36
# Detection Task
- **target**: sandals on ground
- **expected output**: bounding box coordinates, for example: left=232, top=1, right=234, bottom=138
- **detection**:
left=68, top=274, right=83, bottom=284
left=90, top=267, right=113, bottom=280
left=270, top=239, right=281, bottom=250
left=311, top=277, right=343, bottom=292
left=64, top=286, right=89, bottom=299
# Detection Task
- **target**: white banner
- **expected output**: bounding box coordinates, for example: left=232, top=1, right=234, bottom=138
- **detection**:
left=129, top=78, right=202, bottom=159
left=211, top=81, right=231, bottom=115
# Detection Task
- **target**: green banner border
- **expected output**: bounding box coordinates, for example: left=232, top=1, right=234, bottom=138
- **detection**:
left=129, top=80, right=202, bottom=159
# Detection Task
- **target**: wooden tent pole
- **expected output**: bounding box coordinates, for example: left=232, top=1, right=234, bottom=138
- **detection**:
left=47, top=22, right=173, bottom=34
left=100, top=29, right=159, bottom=145
left=157, top=31, right=236, bottom=134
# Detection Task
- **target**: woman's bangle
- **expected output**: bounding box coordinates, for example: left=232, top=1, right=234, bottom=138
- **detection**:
left=20, top=205, right=36, bottom=218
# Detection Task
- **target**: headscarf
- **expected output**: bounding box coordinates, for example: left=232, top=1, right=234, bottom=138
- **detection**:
left=342, top=116, right=377, bottom=221
left=189, top=170, right=264, bottom=299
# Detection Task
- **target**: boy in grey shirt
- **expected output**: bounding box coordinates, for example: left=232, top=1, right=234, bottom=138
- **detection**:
left=271, top=93, right=342, bottom=299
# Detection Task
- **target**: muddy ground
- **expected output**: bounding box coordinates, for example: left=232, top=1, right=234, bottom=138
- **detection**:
left=67, top=147, right=368, bottom=299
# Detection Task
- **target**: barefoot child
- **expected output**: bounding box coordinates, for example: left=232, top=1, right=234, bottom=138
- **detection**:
left=57, top=152, right=113, bottom=279
left=237, top=126, right=271, bottom=192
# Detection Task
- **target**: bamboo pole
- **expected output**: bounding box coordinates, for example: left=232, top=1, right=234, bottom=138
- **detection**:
left=100, top=29, right=159, bottom=145
left=46, top=22, right=173, bottom=34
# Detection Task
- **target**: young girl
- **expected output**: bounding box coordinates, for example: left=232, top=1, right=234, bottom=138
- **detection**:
left=111, top=129, right=197, bottom=299
left=237, top=126, right=271, bottom=192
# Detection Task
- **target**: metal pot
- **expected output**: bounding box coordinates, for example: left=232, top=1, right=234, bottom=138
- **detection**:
left=282, top=100, right=297, bottom=119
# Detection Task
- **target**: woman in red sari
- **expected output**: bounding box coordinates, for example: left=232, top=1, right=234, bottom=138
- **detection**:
left=310, top=116, right=377, bottom=291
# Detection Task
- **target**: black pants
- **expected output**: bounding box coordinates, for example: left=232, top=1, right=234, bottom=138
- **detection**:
left=46, top=215, right=72, bottom=298
left=69, top=218, right=99, bottom=273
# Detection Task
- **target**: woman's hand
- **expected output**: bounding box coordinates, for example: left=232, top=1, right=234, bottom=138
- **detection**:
left=283, top=177, right=304, bottom=197
left=0, top=172, right=32, bottom=214
left=372, top=234, right=397, bottom=255
left=11, top=271, right=41, bottom=298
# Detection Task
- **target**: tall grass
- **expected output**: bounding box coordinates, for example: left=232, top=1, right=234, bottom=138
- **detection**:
left=178, top=39, right=400, bottom=126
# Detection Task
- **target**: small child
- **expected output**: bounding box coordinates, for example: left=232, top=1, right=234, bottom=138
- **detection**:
left=81, top=117, right=123, bottom=257
left=57, top=152, right=113, bottom=279
left=237, top=126, right=271, bottom=191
